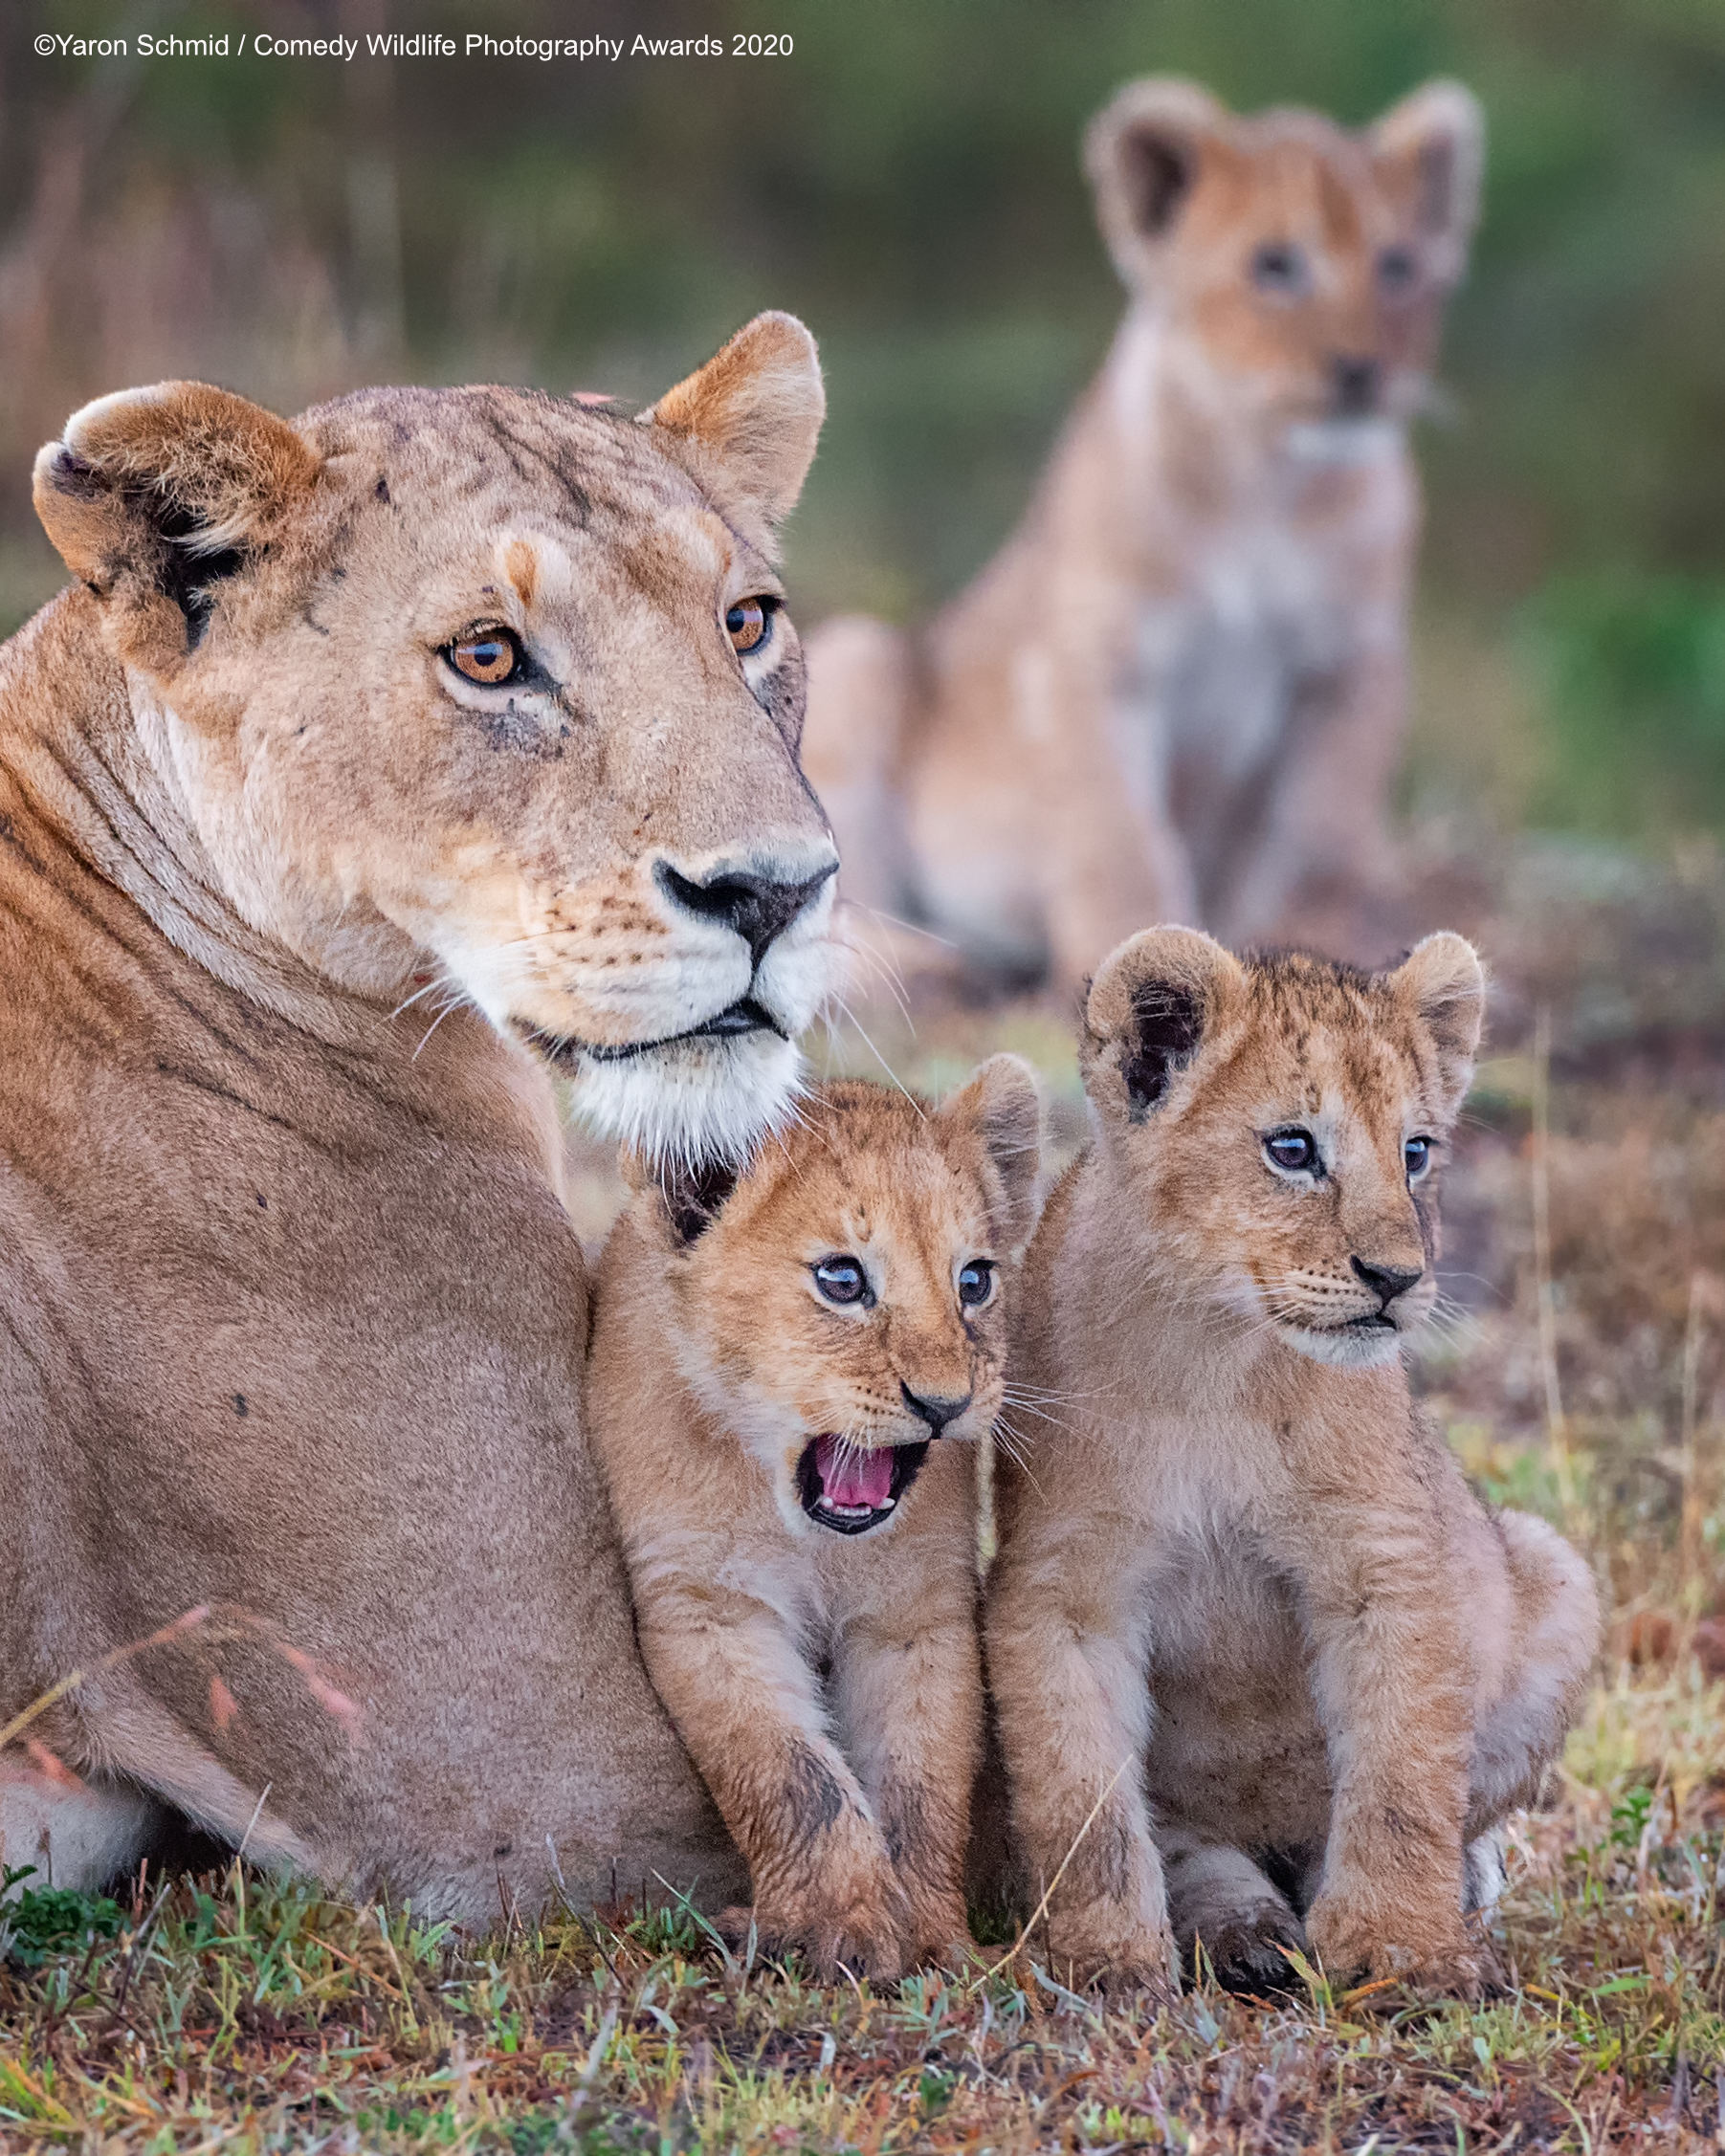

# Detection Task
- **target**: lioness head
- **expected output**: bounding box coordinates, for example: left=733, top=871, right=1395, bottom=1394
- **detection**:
left=1080, top=928, right=1485, bottom=1368
left=1086, top=77, right=1483, bottom=441
left=629, top=1061, right=1043, bottom=1535
left=33, top=315, right=840, bottom=1164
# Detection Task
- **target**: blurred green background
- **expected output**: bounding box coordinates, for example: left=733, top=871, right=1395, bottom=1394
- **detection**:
left=8, top=0, right=1725, bottom=841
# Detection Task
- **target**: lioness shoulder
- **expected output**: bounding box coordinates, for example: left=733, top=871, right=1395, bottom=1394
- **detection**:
left=588, top=1060, right=1045, bottom=1978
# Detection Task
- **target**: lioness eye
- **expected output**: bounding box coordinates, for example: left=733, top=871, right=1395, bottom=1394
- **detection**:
left=725, top=598, right=773, bottom=655
left=1377, top=245, right=1418, bottom=294
left=957, top=1260, right=995, bottom=1309
left=447, top=629, right=522, bottom=685
left=1264, top=1128, right=1319, bottom=1175
left=1404, top=1134, right=1433, bottom=1180
left=1250, top=240, right=1308, bottom=296
left=813, top=1255, right=870, bottom=1307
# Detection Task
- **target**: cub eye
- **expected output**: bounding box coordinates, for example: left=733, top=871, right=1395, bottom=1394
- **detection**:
left=957, top=1260, right=995, bottom=1309
left=1264, top=1128, right=1319, bottom=1175
left=812, top=1255, right=870, bottom=1307
left=1377, top=244, right=1419, bottom=294
left=1250, top=240, right=1309, bottom=296
left=446, top=628, right=523, bottom=686
left=1404, top=1134, right=1433, bottom=1180
left=725, top=597, right=775, bottom=656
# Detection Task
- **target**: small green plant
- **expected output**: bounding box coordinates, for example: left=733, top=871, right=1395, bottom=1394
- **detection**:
left=0, top=1862, right=124, bottom=1968
left=1609, top=1783, right=1656, bottom=1851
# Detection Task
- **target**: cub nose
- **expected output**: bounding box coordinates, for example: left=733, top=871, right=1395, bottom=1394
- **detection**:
left=656, top=857, right=837, bottom=968
left=900, top=1382, right=973, bottom=1436
left=1351, top=1256, right=1423, bottom=1309
left=1331, top=355, right=1382, bottom=418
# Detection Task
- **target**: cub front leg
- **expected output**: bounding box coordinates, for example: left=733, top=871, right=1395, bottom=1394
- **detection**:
left=1020, top=638, right=1198, bottom=995
left=1289, top=1489, right=1485, bottom=1994
left=636, top=1594, right=906, bottom=1981
left=985, top=1542, right=1176, bottom=1995
left=832, top=1587, right=984, bottom=1969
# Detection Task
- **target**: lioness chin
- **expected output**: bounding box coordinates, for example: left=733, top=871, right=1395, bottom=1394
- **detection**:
left=2, top=315, right=842, bottom=1921
left=984, top=929, right=1599, bottom=1998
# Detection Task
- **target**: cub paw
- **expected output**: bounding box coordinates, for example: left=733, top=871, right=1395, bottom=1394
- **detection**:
left=1306, top=1896, right=1487, bottom=1998
left=1042, top=1921, right=1180, bottom=2004
left=719, top=1899, right=905, bottom=1984
left=914, top=1928, right=984, bottom=1974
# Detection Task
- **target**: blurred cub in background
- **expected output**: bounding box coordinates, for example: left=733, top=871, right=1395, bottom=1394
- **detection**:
left=587, top=1062, right=1044, bottom=1980
left=805, top=77, right=1483, bottom=991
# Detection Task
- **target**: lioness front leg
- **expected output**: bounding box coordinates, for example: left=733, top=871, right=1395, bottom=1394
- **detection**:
left=1291, top=1497, right=1484, bottom=1994
left=636, top=1598, right=906, bottom=1981
left=985, top=1553, right=1176, bottom=1994
left=832, top=1591, right=984, bottom=1969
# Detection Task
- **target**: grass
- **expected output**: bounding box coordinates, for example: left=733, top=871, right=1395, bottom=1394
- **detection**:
left=2, top=1731, right=1722, bottom=2151
left=7, top=832, right=1725, bottom=2151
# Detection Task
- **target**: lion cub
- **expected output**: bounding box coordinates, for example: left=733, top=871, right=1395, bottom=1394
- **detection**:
left=805, top=78, right=1482, bottom=984
left=985, top=930, right=1598, bottom=1995
left=588, top=1063, right=1044, bottom=1979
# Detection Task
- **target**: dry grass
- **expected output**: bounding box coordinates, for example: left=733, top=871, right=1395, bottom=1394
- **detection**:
left=6, top=834, right=1725, bottom=2151
left=1, top=1741, right=1721, bottom=2152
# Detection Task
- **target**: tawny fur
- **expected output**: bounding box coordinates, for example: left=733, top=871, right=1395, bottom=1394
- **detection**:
left=587, top=1066, right=1045, bottom=1979
left=0, top=319, right=843, bottom=1920
left=803, top=80, right=1482, bottom=988
left=984, top=929, right=1598, bottom=1995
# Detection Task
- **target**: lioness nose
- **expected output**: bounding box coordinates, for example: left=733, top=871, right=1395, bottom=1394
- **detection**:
left=1351, top=1256, right=1423, bottom=1308
left=656, top=858, right=837, bottom=968
left=1331, top=355, right=1381, bottom=417
left=900, top=1382, right=972, bottom=1436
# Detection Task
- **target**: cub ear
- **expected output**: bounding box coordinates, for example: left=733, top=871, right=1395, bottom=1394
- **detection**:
left=1082, top=925, right=1242, bottom=1123
left=33, top=383, right=321, bottom=671
left=1385, top=932, right=1485, bottom=1119
left=1371, top=80, right=1485, bottom=282
left=638, top=311, right=825, bottom=535
left=940, top=1053, right=1046, bottom=1254
left=1084, top=77, right=1235, bottom=285
left=627, top=1153, right=743, bottom=1247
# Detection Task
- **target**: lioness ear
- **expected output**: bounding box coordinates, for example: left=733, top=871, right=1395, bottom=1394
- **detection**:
left=1371, top=80, right=1485, bottom=282
left=638, top=312, right=825, bottom=532
left=1386, top=932, right=1486, bottom=1119
left=1084, top=77, right=1234, bottom=284
left=1082, top=925, right=1241, bottom=1123
left=940, top=1054, right=1046, bottom=1253
left=33, top=382, right=320, bottom=671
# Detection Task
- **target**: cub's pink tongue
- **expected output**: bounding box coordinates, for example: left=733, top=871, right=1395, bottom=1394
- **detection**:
left=814, top=1436, right=895, bottom=1511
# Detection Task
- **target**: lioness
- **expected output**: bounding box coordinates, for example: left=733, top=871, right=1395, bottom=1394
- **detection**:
left=804, top=79, right=1482, bottom=986
left=588, top=1063, right=1044, bottom=1978
left=1, top=316, right=842, bottom=1920
left=985, top=929, right=1597, bottom=1994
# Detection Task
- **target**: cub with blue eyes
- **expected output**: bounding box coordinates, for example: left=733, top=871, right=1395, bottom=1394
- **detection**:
left=586, top=1061, right=1044, bottom=1980
left=985, top=930, right=1598, bottom=2001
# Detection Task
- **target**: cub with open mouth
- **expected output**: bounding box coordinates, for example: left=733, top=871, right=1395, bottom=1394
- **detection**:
left=587, top=1061, right=1045, bottom=1979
